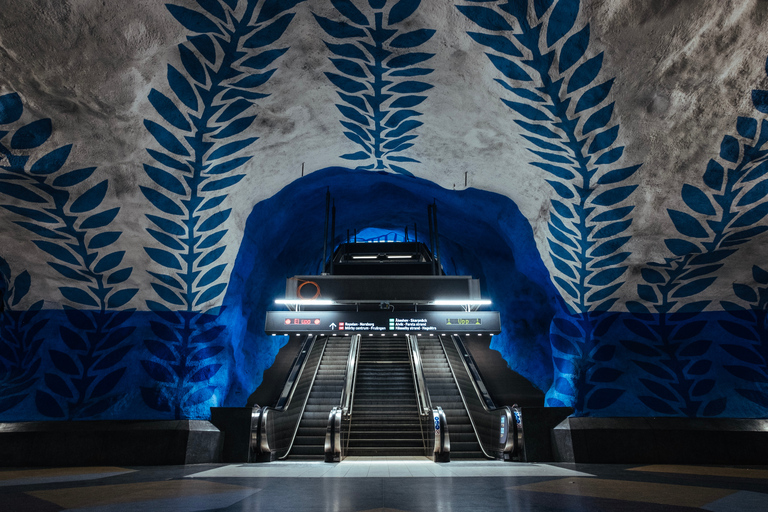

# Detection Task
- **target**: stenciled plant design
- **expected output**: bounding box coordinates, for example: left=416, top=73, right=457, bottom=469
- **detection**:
left=314, top=0, right=436, bottom=175
left=720, top=265, right=768, bottom=411
left=0, top=92, right=137, bottom=419
left=627, top=105, right=768, bottom=416
left=140, top=0, right=304, bottom=418
left=0, top=256, right=46, bottom=414
left=457, top=0, right=641, bottom=411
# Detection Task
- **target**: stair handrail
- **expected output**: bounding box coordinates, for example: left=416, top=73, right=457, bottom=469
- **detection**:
left=275, top=335, right=317, bottom=410
left=326, top=334, right=360, bottom=461
left=407, top=334, right=432, bottom=416
left=340, top=334, right=361, bottom=415
left=443, top=334, right=522, bottom=460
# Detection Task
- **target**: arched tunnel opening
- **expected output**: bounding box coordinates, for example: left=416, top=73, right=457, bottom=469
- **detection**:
left=220, top=167, right=561, bottom=408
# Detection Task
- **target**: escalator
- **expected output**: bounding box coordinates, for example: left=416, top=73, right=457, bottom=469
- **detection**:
left=345, top=336, right=424, bottom=457
left=252, top=334, right=354, bottom=460
left=418, top=335, right=484, bottom=458
left=290, top=335, right=351, bottom=458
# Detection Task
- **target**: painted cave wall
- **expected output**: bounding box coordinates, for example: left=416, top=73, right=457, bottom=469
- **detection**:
left=1, top=0, right=768, bottom=421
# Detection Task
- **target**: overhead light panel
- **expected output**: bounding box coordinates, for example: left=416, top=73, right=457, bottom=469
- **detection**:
left=432, top=299, right=492, bottom=306
left=275, top=299, right=334, bottom=305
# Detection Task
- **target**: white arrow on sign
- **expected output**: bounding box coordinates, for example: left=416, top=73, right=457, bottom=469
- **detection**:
left=329, top=323, right=337, bottom=330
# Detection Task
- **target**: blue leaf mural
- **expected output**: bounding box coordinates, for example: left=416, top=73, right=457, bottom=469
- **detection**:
left=141, top=0, right=302, bottom=418
left=315, top=0, right=436, bottom=175
left=0, top=257, right=45, bottom=414
left=0, top=93, right=137, bottom=419
left=627, top=107, right=768, bottom=416
left=719, top=264, right=768, bottom=411
left=457, top=0, right=641, bottom=412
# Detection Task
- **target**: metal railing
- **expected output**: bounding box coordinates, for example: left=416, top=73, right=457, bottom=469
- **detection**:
left=251, top=335, right=327, bottom=461
left=407, top=334, right=450, bottom=461
left=326, top=334, right=360, bottom=462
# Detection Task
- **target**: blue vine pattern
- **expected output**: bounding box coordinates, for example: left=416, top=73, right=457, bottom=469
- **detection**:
left=314, top=0, right=436, bottom=175
left=626, top=87, right=768, bottom=416
left=720, top=265, right=768, bottom=410
left=0, top=92, right=137, bottom=419
left=457, top=0, right=641, bottom=411
left=141, top=0, right=303, bottom=418
left=0, top=256, right=46, bottom=414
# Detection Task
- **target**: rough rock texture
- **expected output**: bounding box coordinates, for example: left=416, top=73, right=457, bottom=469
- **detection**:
left=1, top=0, right=767, bottom=421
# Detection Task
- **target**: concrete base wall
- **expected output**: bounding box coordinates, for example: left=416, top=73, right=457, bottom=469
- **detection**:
left=0, top=420, right=222, bottom=467
left=552, top=417, right=768, bottom=464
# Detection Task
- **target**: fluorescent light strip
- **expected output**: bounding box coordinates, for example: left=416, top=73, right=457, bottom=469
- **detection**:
left=351, top=255, right=377, bottom=259
left=275, top=299, right=334, bottom=305
left=432, top=299, right=492, bottom=306
left=387, top=255, right=413, bottom=259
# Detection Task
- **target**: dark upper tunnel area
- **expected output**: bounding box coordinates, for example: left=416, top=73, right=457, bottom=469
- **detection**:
left=221, top=167, right=560, bottom=403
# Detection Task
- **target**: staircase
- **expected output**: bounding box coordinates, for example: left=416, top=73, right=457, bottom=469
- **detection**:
left=290, top=336, right=351, bottom=458
left=418, top=336, right=484, bottom=459
left=346, top=336, right=425, bottom=456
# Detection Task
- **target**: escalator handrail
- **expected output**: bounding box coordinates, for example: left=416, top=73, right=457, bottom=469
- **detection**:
left=437, top=334, right=495, bottom=459
left=278, top=336, right=330, bottom=459
left=274, top=335, right=317, bottom=411
left=449, top=334, right=498, bottom=413
left=407, top=334, right=432, bottom=416
left=445, top=334, right=519, bottom=458
left=340, top=334, right=361, bottom=414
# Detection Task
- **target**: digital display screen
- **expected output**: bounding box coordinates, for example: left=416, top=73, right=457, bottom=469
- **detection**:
left=446, top=318, right=481, bottom=326
left=265, top=311, right=500, bottom=334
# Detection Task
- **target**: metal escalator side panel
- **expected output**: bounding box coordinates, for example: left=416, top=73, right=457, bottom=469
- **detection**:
left=406, top=334, right=429, bottom=455
left=276, top=335, right=329, bottom=459
left=436, top=335, right=494, bottom=459
left=451, top=335, right=496, bottom=410
left=432, top=406, right=450, bottom=462
left=448, top=335, right=519, bottom=459
left=275, top=335, right=318, bottom=411
left=341, top=334, right=361, bottom=414
left=407, top=334, right=432, bottom=415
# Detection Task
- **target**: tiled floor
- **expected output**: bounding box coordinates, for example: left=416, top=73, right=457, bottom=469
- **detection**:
left=1, top=460, right=767, bottom=511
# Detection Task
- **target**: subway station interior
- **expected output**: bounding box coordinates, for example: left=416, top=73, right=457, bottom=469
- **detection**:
left=2, top=0, right=768, bottom=510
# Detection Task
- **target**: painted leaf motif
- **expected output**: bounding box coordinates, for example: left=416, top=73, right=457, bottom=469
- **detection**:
left=107, top=288, right=138, bottom=309
left=668, top=209, right=708, bottom=238
left=80, top=208, right=120, bottom=230
left=583, top=102, right=614, bottom=134
left=142, top=187, right=184, bottom=216
left=671, top=277, right=717, bottom=298
left=559, top=24, right=589, bottom=73
left=11, top=118, right=52, bottom=149
left=60, top=287, right=98, bottom=307
left=144, top=120, right=189, bottom=156
left=166, top=4, right=221, bottom=34
left=567, top=53, right=602, bottom=94
left=586, top=388, right=624, bottom=410
left=456, top=6, right=513, bottom=31
left=314, top=14, right=367, bottom=39
left=0, top=182, right=48, bottom=203
left=189, top=363, right=222, bottom=382
left=575, top=79, right=613, bottom=114
left=639, top=395, right=677, bottom=415
left=487, top=54, right=531, bottom=81
left=0, top=92, right=23, bottom=124
left=30, top=145, right=72, bottom=175
left=184, top=385, right=217, bottom=407
left=141, top=386, right=172, bottom=412
left=148, top=89, right=191, bottom=131
left=36, top=391, right=66, bottom=418
left=546, top=0, right=579, bottom=47
left=141, top=360, right=175, bottom=383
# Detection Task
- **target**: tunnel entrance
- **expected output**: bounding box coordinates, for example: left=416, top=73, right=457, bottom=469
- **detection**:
left=221, top=167, right=559, bottom=410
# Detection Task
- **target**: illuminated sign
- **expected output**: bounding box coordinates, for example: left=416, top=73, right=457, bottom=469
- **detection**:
left=265, top=311, right=501, bottom=334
